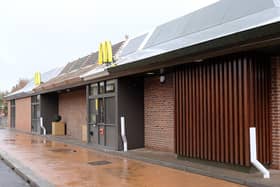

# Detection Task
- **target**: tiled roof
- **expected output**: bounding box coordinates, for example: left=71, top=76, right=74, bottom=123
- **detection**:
left=35, top=41, right=124, bottom=92
left=5, top=67, right=63, bottom=99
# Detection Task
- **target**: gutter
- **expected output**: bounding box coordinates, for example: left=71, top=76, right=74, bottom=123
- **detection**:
left=108, top=22, right=280, bottom=75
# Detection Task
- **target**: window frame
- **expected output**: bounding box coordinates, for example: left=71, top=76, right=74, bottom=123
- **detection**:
left=88, top=80, right=117, bottom=126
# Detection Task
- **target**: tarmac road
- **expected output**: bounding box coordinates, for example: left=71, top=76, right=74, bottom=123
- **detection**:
left=0, top=159, right=29, bottom=187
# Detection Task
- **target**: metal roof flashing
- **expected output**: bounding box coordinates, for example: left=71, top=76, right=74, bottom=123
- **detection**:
left=109, top=0, right=280, bottom=72
left=5, top=67, right=63, bottom=100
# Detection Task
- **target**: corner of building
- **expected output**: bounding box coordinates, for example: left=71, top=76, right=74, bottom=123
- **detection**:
left=270, top=56, right=280, bottom=169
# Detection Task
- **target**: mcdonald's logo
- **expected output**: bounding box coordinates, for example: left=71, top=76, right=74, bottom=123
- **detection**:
left=98, top=41, right=113, bottom=65
left=34, top=72, right=41, bottom=86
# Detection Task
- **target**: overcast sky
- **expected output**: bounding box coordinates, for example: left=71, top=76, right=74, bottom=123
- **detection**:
left=0, top=0, right=218, bottom=92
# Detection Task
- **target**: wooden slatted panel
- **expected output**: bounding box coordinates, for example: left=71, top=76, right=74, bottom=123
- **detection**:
left=175, top=54, right=271, bottom=167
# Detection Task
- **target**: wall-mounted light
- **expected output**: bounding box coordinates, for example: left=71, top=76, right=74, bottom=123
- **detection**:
left=146, top=72, right=155, bottom=75
left=160, top=75, right=165, bottom=84
left=160, top=68, right=165, bottom=84
left=194, top=59, right=204, bottom=63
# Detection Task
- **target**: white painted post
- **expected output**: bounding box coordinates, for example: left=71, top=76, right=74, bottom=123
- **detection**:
left=121, top=116, right=127, bottom=152
left=250, top=127, right=270, bottom=179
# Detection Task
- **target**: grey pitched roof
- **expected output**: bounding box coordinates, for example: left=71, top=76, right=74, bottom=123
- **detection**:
left=114, top=0, right=280, bottom=67
left=35, top=41, right=124, bottom=92
left=60, top=42, right=124, bottom=75
left=119, top=33, right=148, bottom=57
left=145, top=0, right=278, bottom=48
left=5, top=67, right=63, bottom=99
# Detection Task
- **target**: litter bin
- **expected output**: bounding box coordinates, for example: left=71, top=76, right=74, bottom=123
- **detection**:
left=52, top=122, right=65, bottom=136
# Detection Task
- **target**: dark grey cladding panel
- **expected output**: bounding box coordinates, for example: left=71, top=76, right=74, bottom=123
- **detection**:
left=120, top=33, right=148, bottom=57
left=144, top=0, right=277, bottom=48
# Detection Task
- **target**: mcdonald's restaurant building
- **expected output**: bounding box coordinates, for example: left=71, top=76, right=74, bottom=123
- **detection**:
left=5, top=0, right=280, bottom=170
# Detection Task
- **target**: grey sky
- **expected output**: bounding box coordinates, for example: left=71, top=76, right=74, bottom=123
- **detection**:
left=0, top=0, right=217, bottom=92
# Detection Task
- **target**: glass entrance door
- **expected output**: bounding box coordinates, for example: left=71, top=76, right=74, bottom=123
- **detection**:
left=88, top=80, right=117, bottom=148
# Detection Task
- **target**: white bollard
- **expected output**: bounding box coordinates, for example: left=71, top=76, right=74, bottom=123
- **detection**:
left=121, top=116, right=127, bottom=152
left=250, top=127, right=270, bottom=179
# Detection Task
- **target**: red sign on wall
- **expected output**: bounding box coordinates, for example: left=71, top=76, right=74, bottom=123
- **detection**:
left=99, top=128, right=104, bottom=135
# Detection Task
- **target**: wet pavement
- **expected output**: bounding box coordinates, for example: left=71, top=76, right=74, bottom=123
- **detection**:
left=0, top=130, right=245, bottom=187
left=0, top=159, right=30, bottom=187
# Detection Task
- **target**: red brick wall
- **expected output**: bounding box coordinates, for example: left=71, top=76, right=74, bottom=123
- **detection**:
left=7, top=101, right=11, bottom=128
left=271, top=57, right=280, bottom=169
left=144, top=73, right=175, bottom=152
left=15, top=97, right=31, bottom=132
left=59, top=88, right=86, bottom=141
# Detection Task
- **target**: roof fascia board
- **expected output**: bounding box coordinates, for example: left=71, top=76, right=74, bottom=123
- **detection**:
left=109, top=22, right=280, bottom=74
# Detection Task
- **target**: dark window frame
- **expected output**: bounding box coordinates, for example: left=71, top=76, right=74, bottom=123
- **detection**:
left=10, top=100, right=16, bottom=128
left=31, top=95, right=40, bottom=133
left=88, top=80, right=117, bottom=126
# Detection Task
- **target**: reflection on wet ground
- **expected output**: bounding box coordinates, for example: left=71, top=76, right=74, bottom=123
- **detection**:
left=0, top=130, right=245, bottom=187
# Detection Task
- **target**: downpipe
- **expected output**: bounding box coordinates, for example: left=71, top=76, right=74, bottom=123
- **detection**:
left=250, top=127, right=270, bottom=179
left=121, top=116, right=128, bottom=152
left=40, top=117, right=46, bottom=136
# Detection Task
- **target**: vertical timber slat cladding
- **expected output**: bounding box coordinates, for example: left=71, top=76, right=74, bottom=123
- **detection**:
left=59, top=88, right=86, bottom=141
left=175, top=54, right=271, bottom=166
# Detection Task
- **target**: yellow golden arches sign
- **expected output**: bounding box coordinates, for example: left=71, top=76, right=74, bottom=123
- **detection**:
left=98, top=41, right=113, bottom=65
left=34, top=72, right=41, bottom=86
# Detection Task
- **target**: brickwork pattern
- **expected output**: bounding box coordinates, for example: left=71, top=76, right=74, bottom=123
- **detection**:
left=15, top=97, right=31, bottom=132
left=271, top=57, right=280, bottom=169
left=144, top=73, right=175, bottom=152
left=59, top=88, right=86, bottom=141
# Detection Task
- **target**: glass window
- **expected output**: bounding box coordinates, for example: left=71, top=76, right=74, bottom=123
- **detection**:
left=10, top=100, right=16, bottom=128
left=89, top=99, right=98, bottom=124
left=31, top=95, right=40, bottom=103
left=88, top=80, right=116, bottom=126
left=31, top=97, right=40, bottom=112
left=99, top=82, right=105, bottom=94
left=105, top=97, right=115, bottom=124
left=98, top=98, right=105, bottom=123
left=11, top=99, right=15, bottom=106
left=37, top=95, right=40, bottom=102
left=90, top=83, right=98, bottom=96
left=106, top=80, right=115, bottom=93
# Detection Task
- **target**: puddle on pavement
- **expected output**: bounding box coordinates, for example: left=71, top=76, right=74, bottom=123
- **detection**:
left=88, top=160, right=112, bottom=166
left=49, top=148, right=77, bottom=153
left=3, top=139, right=16, bottom=142
left=31, top=140, right=45, bottom=144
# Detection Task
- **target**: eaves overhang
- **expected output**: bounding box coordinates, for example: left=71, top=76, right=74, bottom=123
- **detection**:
left=108, top=22, right=280, bottom=77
